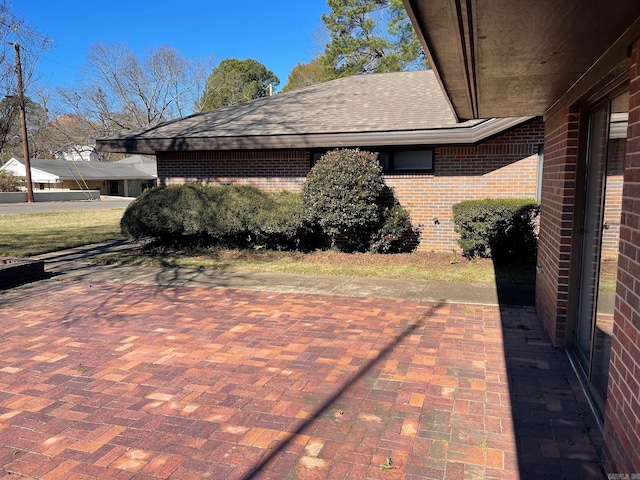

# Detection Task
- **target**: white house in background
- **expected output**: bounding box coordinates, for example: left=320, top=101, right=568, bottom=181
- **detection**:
left=0, top=156, right=157, bottom=197
left=57, top=145, right=98, bottom=162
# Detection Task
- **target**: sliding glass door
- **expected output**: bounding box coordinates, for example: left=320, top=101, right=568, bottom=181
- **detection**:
left=574, top=89, right=627, bottom=415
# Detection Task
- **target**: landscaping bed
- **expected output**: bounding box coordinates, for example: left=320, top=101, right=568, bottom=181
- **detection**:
left=0, top=257, right=45, bottom=290
left=94, top=248, right=537, bottom=285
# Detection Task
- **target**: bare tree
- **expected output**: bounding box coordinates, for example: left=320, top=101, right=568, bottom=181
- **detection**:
left=0, top=0, right=51, bottom=158
left=54, top=42, right=209, bottom=149
left=0, top=95, right=50, bottom=161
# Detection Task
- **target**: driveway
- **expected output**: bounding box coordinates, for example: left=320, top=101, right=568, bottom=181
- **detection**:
left=0, top=279, right=603, bottom=479
left=0, top=197, right=133, bottom=214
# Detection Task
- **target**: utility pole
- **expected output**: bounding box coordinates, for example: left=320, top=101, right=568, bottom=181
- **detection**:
left=10, top=42, right=34, bottom=202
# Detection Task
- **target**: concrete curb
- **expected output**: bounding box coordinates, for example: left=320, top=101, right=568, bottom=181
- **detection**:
left=34, top=240, right=535, bottom=306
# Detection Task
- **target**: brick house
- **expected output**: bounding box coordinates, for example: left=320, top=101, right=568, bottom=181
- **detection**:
left=403, top=0, right=640, bottom=473
left=1, top=156, right=157, bottom=197
left=97, top=70, right=543, bottom=251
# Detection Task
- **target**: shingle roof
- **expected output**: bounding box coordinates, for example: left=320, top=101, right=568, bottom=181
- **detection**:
left=97, top=70, right=534, bottom=154
left=11, top=158, right=156, bottom=181
left=114, top=155, right=157, bottom=177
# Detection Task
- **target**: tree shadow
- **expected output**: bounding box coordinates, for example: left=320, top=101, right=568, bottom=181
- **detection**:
left=240, top=302, right=442, bottom=479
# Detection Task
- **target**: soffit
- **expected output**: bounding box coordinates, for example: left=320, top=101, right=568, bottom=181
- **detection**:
left=404, top=0, right=640, bottom=119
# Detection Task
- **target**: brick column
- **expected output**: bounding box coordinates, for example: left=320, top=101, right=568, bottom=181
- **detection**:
left=535, top=106, right=581, bottom=346
left=603, top=39, right=640, bottom=474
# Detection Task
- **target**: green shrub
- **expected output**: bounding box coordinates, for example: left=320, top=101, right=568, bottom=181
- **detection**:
left=243, top=189, right=305, bottom=250
left=301, top=149, right=387, bottom=252
left=452, top=198, right=539, bottom=261
left=121, top=184, right=216, bottom=246
left=121, top=184, right=304, bottom=250
left=0, top=170, right=24, bottom=192
left=370, top=203, right=420, bottom=253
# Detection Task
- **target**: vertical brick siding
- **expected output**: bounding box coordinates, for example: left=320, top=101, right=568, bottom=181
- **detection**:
left=388, top=119, right=544, bottom=251
left=603, top=40, right=640, bottom=475
left=157, top=150, right=310, bottom=192
left=156, top=120, right=544, bottom=251
left=534, top=107, right=581, bottom=347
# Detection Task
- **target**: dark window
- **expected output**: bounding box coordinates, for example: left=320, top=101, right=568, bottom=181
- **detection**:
left=312, top=153, right=325, bottom=166
left=391, top=150, right=433, bottom=171
left=310, top=148, right=435, bottom=173
left=382, top=150, right=434, bottom=173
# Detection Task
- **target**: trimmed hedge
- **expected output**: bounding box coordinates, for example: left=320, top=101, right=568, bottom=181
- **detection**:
left=452, top=198, right=539, bottom=261
left=120, top=183, right=214, bottom=246
left=121, top=184, right=304, bottom=250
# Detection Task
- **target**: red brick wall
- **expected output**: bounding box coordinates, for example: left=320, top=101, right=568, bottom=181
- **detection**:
left=535, top=106, right=581, bottom=347
left=156, top=119, right=544, bottom=251
left=388, top=119, right=543, bottom=250
left=603, top=39, right=640, bottom=475
left=156, top=150, right=310, bottom=192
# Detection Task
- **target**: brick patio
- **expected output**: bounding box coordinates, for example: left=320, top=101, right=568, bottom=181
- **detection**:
left=0, top=281, right=603, bottom=479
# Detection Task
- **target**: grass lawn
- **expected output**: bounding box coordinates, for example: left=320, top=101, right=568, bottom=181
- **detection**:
left=0, top=208, right=537, bottom=284
left=95, top=248, right=537, bottom=285
left=0, top=209, right=125, bottom=257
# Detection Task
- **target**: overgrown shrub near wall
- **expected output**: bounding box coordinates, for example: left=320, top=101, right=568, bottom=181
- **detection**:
left=301, top=149, right=419, bottom=252
left=121, top=184, right=304, bottom=249
left=452, top=198, right=539, bottom=261
left=122, top=150, right=419, bottom=253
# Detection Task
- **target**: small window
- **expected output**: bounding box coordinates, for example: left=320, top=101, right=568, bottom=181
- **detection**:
left=310, top=149, right=434, bottom=173
left=392, top=150, right=433, bottom=171
left=377, top=151, right=390, bottom=171
left=312, top=153, right=325, bottom=165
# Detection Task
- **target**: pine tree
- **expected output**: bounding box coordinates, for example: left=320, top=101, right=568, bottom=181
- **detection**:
left=322, top=0, right=426, bottom=77
left=198, top=59, right=279, bottom=111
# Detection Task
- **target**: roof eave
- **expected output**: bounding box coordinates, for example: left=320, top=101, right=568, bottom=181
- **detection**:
left=95, top=117, right=533, bottom=154
left=403, top=0, right=640, bottom=119
left=402, top=0, right=468, bottom=121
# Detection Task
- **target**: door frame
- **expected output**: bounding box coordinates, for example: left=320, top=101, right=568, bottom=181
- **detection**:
left=566, top=84, right=628, bottom=421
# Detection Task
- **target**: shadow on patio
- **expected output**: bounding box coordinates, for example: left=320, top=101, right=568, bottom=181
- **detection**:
left=0, top=276, right=608, bottom=479
left=494, top=261, right=605, bottom=480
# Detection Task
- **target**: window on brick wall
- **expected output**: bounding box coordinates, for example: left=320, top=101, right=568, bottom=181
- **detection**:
left=387, top=150, right=434, bottom=173
left=311, top=149, right=435, bottom=173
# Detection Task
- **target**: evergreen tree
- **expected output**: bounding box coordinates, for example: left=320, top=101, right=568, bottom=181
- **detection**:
left=198, top=58, right=279, bottom=111
left=322, top=0, right=426, bottom=77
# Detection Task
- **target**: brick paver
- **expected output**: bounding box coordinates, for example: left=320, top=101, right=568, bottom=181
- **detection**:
left=0, top=281, right=604, bottom=479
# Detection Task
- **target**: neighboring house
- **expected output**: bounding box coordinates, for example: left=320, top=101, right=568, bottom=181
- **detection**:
left=0, top=156, right=157, bottom=197
left=97, top=70, right=544, bottom=251
left=58, top=145, right=98, bottom=162
left=403, top=0, right=640, bottom=474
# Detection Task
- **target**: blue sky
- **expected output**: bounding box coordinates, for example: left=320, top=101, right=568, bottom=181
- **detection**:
left=12, top=0, right=330, bottom=92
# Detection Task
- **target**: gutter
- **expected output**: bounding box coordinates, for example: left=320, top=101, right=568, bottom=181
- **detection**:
left=96, top=117, right=533, bottom=154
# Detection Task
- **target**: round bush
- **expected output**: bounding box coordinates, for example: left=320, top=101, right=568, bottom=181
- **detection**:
left=371, top=203, right=420, bottom=253
left=301, top=149, right=386, bottom=251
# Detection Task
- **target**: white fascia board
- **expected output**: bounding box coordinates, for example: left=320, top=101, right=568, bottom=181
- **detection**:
left=2, top=161, right=60, bottom=183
